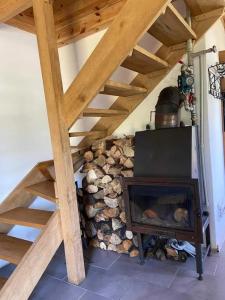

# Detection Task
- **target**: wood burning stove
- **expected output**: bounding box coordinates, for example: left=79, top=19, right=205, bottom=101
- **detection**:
left=122, top=127, right=210, bottom=280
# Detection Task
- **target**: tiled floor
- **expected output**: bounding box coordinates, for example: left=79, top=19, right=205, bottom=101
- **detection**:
left=0, top=244, right=224, bottom=300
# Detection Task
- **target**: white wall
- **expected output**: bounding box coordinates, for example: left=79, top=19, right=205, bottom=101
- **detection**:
left=200, top=20, right=225, bottom=249
left=0, top=25, right=78, bottom=267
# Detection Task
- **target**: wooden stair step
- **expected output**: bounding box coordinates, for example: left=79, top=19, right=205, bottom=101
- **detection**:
left=148, top=3, right=196, bottom=47
left=82, top=108, right=129, bottom=117
left=121, top=45, right=168, bottom=74
left=25, top=180, right=57, bottom=202
left=100, top=80, right=147, bottom=97
left=69, top=131, right=106, bottom=138
left=0, top=234, right=32, bottom=265
left=0, top=208, right=53, bottom=229
left=0, top=277, right=7, bottom=290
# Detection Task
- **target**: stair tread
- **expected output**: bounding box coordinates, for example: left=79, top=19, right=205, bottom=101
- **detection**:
left=148, top=3, right=196, bottom=46
left=0, top=234, right=32, bottom=265
left=82, top=108, right=129, bottom=117
left=69, top=130, right=106, bottom=138
left=0, top=277, right=7, bottom=290
left=25, top=180, right=57, bottom=202
left=100, top=80, right=147, bottom=97
left=121, top=45, right=168, bottom=74
left=0, top=208, right=53, bottom=229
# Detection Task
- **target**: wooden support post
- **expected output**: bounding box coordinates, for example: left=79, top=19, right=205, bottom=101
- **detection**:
left=32, top=0, right=85, bottom=284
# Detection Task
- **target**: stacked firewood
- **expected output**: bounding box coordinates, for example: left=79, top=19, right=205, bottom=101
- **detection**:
left=80, top=136, right=139, bottom=257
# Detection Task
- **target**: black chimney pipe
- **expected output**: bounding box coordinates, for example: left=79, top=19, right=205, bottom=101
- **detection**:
left=155, top=86, right=184, bottom=129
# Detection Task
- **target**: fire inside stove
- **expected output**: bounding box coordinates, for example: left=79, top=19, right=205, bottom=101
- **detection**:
left=128, top=184, right=194, bottom=230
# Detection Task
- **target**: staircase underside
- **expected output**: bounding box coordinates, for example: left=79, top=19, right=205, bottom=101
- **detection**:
left=3, top=0, right=225, bottom=47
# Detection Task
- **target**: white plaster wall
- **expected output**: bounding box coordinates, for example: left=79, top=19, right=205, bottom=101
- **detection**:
left=200, top=20, right=225, bottom=250
left=0, top=25, right=78, bottom=267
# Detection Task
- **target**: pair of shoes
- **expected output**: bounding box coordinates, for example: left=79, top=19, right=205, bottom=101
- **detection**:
left=169, top=239, right=196, bottom=257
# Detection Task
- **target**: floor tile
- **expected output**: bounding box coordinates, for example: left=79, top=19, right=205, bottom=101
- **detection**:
left=0, top=264, right=15, bottom=277
left=45, top=254, right=67, bottom=280
left=80, top=291, right=111, bottom=300
left=79, top=267, right=134, bottom=299
left=84, top=247, right=121, bottom=270
left=163, top=255, right=218, bottom=276
left=109, top=254, right=179, bottom=288
left=170, top=268, right=225, bottom=300
left=120, top=278, right=198, bottom=300
left=30, top=274, right=86, bottom=300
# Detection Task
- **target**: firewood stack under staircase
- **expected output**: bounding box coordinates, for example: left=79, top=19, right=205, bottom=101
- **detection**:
left=0, top=0, right=224, bottom=299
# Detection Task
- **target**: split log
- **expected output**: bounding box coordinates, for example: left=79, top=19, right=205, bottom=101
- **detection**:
left=110, top=233, right=122, bottom=245
left=104, top=196, right=119, bottom=208
left=86, top=170, right=98, bottom=184
left=95, top=154, right=106, bottom=167
left=112, top=218, right=123, bottom=231
left=129, top=248, right=139, bottom=257
left=86, top=185, right=98, bottom=194
left=84, top=151, right=94, bottom=162
left=101, top=175, right=112, bottom=184
left=121, top=170, right=134, bottom=177
left=103, top=207, right=120, bottom=218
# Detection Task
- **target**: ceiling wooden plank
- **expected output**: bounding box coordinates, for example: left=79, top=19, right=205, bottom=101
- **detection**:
left=0, top=0, right=32, bottom=22
left=56, top=0, right=125, bottom=47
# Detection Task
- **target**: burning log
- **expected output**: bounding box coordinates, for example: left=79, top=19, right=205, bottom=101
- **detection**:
left=174, top=208, right=188, bottom=223
left=143, top=209, right=158, bottom=219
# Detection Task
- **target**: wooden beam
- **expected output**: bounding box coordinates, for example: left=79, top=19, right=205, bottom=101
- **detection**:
left=0, top=278, right=7, bottom=290
left=6, top=13, right=35, bottom=34
left=82, top=108, right=129, bottom=117
left=33, top=0, right=85, bottom=285
left=79, top=8, right=224, bottom=148
left=121, top=45, right=169, bottom=74
left=0, top=212, right=62, bottom=300
left=63, top=0, right=171, bottom=129
left=148, top=3, right=197, bottom=46
left=0, top=0, right=32, bottom=22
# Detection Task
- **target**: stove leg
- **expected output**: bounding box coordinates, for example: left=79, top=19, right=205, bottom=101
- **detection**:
left=206, top=224, right=211, bottom=257
left=196, top=243, right=203, bottom=280
left=137, top=233, right=145, bottom=265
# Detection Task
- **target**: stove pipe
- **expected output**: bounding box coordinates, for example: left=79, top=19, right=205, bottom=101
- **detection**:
left=155, top=87, right=184, bottom=129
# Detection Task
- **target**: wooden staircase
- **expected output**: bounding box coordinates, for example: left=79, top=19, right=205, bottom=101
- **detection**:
left=0, top=0, right=224, bottom=299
